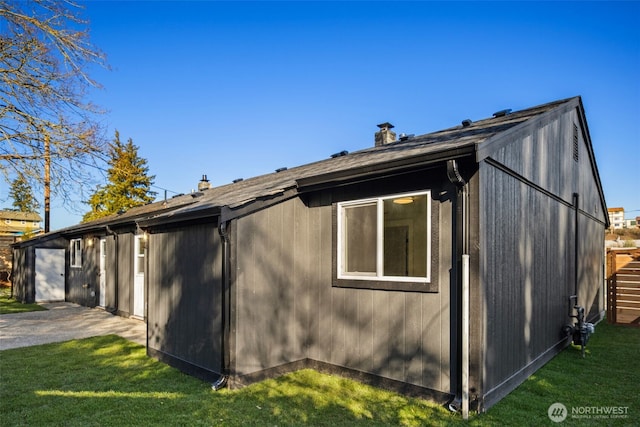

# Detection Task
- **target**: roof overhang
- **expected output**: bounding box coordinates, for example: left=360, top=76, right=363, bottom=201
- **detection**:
left=296, top=144, right=477, bottom=193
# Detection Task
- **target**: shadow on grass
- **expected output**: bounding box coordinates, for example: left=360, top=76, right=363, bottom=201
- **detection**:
left=0, top=335, right=461, bottom=426
left=1, top=321, right=637, bottom=426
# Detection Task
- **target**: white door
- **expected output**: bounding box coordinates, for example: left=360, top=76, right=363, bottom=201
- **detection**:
left=35, top=248, right=65, bottom=302
left=99, top=238, right=106, bottom=307
left=133, top=235, right=145, bottom=318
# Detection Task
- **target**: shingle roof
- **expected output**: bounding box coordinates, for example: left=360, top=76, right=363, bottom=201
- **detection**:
left=0, top=210, right=42, bottom=221
left=31, top=96, right=581, bottom=236
left=139, top=96, right=577, bottom=225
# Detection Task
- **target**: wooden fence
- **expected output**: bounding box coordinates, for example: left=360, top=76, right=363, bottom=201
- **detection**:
left=607, top=248, right=640, bottom=327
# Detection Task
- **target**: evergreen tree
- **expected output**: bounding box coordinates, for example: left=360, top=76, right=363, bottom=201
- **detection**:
left=9, top=176, right=40, bottom=212
left=83, top=131, right=156, bottom=222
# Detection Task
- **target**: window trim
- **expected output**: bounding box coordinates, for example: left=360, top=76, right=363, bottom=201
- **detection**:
left=134, top=234, right=145, bottom=276
left=70, top=238, right=82, bottom=268
left=335, top=190, right=434, bottom=291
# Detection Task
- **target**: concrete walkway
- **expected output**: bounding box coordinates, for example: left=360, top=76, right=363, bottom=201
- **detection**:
left=0, top=302, right=146, bottom=351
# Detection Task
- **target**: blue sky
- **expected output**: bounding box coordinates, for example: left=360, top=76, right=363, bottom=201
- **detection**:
left=3, top=1, right=639, bottom=229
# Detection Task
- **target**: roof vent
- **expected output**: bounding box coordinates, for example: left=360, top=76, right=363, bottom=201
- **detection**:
left=275, top=167, right=287, bottom=173
left=461, top=119, right=472, bottom=127
left=232, top=178, right=244, bottom=183
left=330, top=150, right=349, bottom=158
left=492, top=109, right=512, bottom=118
left=191, top=191, right=204, bottom=198
left=399, top=133, right=415, bottom=141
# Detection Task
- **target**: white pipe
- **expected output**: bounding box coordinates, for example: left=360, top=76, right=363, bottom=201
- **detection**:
left=462, top=254, right=470, bottom=419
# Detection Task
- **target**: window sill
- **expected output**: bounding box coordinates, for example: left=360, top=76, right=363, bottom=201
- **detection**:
left=333, top=278, right=438, bottom=293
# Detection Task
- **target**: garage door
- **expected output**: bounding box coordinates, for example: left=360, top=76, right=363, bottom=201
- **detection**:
left=35, top=248, right=65, bottom=302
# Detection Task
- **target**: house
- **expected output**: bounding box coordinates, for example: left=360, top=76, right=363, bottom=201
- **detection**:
left=607, top=207, right=624, bottom=230
left=11, top=96, right=609, bottom=412
left=0, top=210, right=42, bottom=282
left=0, top=210, right=42, bottom=237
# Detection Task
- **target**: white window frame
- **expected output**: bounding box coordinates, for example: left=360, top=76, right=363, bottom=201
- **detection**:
left=70, top=238, right=82, bottom=268
left=134, top=235, right=145, bottom=276
left=337, top=190, right=431, bottom=283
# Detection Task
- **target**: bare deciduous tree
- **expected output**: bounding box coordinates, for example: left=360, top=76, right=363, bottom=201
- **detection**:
left=0, top=0, right=109, bottom=229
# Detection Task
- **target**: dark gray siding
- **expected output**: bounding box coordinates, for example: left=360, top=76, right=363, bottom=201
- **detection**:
left=147, top=222, right=223, bottom=375
left=233, top=176, right=455, bottom=393
left=477, top=105, right=606, bottom=407
left=10, top=246, right=30, bottom=302
left=103, top=235, right=117, bottom=310
left=480, top=165, right=574, bottom=397
left=67, top=237, right=99, bottom=307
left=117, top=233, right=134, bottom=316
left=578, top=214, right=605, bottom=320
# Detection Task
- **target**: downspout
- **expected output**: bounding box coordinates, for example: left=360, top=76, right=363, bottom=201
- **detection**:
left=212, top=220, right=230, bottom=390
left=573, top=193, right=579, bottom=301
left=447, top=159, right=470, bottom=419
left=105, top=226, right=118, bottom=314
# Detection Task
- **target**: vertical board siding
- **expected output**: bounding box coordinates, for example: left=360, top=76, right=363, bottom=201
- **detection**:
left=479, top=107, right=605, bottom=397
left=147, top=223, right=222, bottom=373
left=116, top=233, right=133, bottom=315
left=10, top=247, right=29, bottom=302
left=578, top=214, right=605, bottom=318
left=67, top=237, right=98, bottom=307
left=104, top=235, right=117, bottom=311
left=480, top=163, right=575, bottom=392
left=235, top=192, right=453, bottom=393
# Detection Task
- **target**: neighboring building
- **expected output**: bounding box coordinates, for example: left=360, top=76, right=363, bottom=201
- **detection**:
left=11, top=96, right=608, bottom=412
left=624, top=218, right=637, bottom=229
left=0, top=210, right=42, bottom=236
left=0, top=210, right=42, bottom=281
left=608, top=207, right=625, bottom=230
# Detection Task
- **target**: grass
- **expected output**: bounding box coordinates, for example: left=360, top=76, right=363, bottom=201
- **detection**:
left=0, top=285, right=47, bottom=315
left=0, top=322, right=637, bottom=426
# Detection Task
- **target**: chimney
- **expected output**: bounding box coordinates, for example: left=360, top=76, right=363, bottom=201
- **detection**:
left=197, top=174, right=211, bottom=191
left=375, top=122, right=396, bottom=147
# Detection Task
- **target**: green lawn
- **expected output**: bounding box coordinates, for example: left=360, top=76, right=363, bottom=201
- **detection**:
left=0, top=285, right=47, bottom=315
left=0, top=322, right=637, bottom=426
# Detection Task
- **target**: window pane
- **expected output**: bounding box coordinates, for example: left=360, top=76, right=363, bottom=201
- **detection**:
left=383, top=195, right=428, bottom=278
left=343, top=203, right=376, bottom=274
left=136, top=256, right=144, bottom=275
left=135, top=237, right=144, bottom=275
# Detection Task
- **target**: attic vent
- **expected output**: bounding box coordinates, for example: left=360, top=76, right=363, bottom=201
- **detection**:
left=492, top=109, right=512, bottom=118
left=275, top=167, right=287, bottom=173
left=330, top=150, right=349, bottom=158
left=461, top=119, right=472, bottom=127
left=572, top=123, right=579, bottom=162
left=399, top=133, right=415, bottom=141
left=233, top=178, right=243, bottom=183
